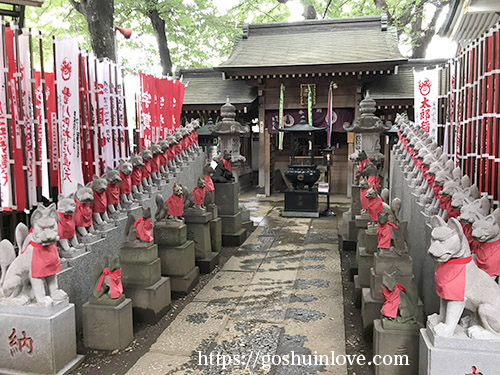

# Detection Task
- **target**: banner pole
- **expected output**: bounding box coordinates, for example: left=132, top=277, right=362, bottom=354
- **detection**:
left=94, top=58, right=104, bottom=175
left=108, top=62, right=117, bottom=167
left=85, top=53, right=96, bottom=178
left=52, top=36, right=61, bottom=193
left=28, top=28, right=42, bottom=204
left=14, top=24, right=30, bottom=211
left=1, top=18, right=15, bottom=209
left=38, top=30, right=53, bottom=196
left=78, top=51, right=89, bottom=181
left=121, top=67, right=130, bottom=157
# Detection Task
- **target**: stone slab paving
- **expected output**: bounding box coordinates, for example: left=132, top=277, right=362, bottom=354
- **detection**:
left=126, top=199, right=347, bottom=375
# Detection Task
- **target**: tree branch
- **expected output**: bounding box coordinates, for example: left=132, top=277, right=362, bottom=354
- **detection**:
left=323, top=0, right=333, bottom=18
left=68, top=0, right=84, bottom=15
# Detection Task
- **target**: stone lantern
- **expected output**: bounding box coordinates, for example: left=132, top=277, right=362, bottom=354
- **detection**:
left=211, top=97, right=250, bottom=166
left=197, top=117, right=217, bottom=160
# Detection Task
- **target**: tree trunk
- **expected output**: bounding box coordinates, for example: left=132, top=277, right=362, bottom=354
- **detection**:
left=69, top=0, right=116, bottom=61
left=148, top=8, right=173, bottom=76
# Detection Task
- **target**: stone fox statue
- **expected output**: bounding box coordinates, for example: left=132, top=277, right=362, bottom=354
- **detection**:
left=57, top=193, right=85, bottom=258
left=2, top=204, right=68, bottom=306
left=91, top=257, right=124, bottom=304
left=381, top=270, right=418, bottom=325
left=428, top=215, right=500, bottom=339
left=124, top=207, right=153, bottom=244
left=155, top=183, right=184, bottom=222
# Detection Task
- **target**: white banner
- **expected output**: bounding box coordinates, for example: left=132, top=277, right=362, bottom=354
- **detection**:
left=97, top=60, right=113, bottom=169
left=414, top=68, right=439, bottom=143
left=19, top=34, right=37, bottom=207
left=55, top=38, right=84, bottom=196
left=87, top=54, right=100, bottom=175
left=116, top=67, right=127, bottom=159
left=0, top=26, right=12, bottom=208
left=35, top=74, right=50, bottom=199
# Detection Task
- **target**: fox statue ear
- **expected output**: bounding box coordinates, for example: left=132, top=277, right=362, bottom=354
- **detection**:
left=77, top=183, right=84, bottom=190
left=47, top=203, right=59, bottom=223
left=430, top=215, right=446, bottom=229
left=492, top=208, right=500, bottom=226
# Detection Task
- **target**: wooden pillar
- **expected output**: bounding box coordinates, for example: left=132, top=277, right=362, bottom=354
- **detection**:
left=347, top=86, right=362, bottom=197
left=257, top=86, right=270, bottom=196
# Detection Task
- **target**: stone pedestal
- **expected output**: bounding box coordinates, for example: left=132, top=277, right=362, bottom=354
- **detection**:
left=356, top=247, right=374, bottom=287
left=369, top=256, right=414, bottom=301
left=283, top=190, right=319, bottom=217
left=120, top=242, right=170, bottom=323
left=184, top=210, right=213, bottom=260
left=354, top=275, right=362, bottom=308
left=365, top=230, right=378, bottom=254
left=79, top=232, right=101, bottom=245
left=155, top=221, right=199, bottom=294
left=210, top=217, right=222, bottom=253
left=374, top=319, right=420, bottom=375
left=121, top=201, right=139, bottom=211
left=214, top=181, right=239, bottom=216
left=355, top=214, right=371, bottom=229
left=124, top=277, right=171, bottom=323
left=419, top=324, right=500, bottom=375
left=0, top=301, right=83, bottom=375
left=196, top=252, right=220, bottom=274
left=82, top=298, right=133, bottom=351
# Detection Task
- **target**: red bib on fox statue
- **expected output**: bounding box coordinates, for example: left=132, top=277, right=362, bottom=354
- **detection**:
left=192, top=186, right=206, bottom=205
left=360, top=189, right=369, bottom=210
left=75, top=200, right=93, bottom=227
left=222, top=158, right=232, bottom=172
left=381, top=283, right=406, bottom=319
left=58, top=212, right=76, bottom=239
left=367, top=197, right=383, bottom=221
left=134, top=217, right=153, bottom=242
left=131, top=166, right=142, bottom=186
left=377, top=222, right=398, bottom=249
left=151, top=154, right=161, bottom=173
left=93, top=190, right=107, bottom=213
left=26, top=241, right=61, bottom=278
left=475, top=238, right=500, bottom=277
left=106, top=183, right=120, bottom=205
left=96, top=268, right=123, bottom=299
left=142, top=159, right=152, bottom=179
left=435, top=256, right=474, bottom=301
left=120, top=172, right=132, bottom=194
left=166, top=194, right=183, bottom=217
left=204, top=175, right=215, bottom=192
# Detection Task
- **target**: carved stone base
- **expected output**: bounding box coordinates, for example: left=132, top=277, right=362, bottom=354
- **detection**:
left=79, top=233, right=101, bottom=245
left=82, top=298, right=133, bottom=351
left=58, top=246, right=86, bottom=260
left=365, top=230, right=378, bottom=254
left=419, top=325, right=500, bottom=375
left=0, top=301, right=83, bottom=375
left=158, top=240, right=195, bottom=277
left=195, top=252, right=220, bottom=274
left=185, top=212, right=212, bottom=260
left=222, top=229, right=247, bottom=247
left=373, top=253, right=413, bottom=276
left=154, top=221, right=187, bottom=247
left=121, top=201, right=139, bottom=211
left=124, top=277, right=171, bottom=324
left=133, top=192, right=148, bottom=201
left=374, top=319, right=419, bottom=375
left=94, top=221, right=115, bottom=233
left=120, top=242, right=158, bottom=264
left=220, top=210, right=243, bottom=235
left=354, top=275, right=362, bottom=308
left=210, top=217, right=222, bottom=253
left=170, top=266, right=199, bottom=295
left=356, top=246, right=374, bottom=288
left=121, top=258, right=161, bottom=287
left=355, top=214, right=371, bottom=229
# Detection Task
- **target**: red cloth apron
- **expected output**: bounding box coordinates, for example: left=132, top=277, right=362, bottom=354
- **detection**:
left=173, top=144, right=181, bottom=156
left=25, top=241, right=61, bottom=278
left=433, top=184, right=443, bottom=199
left=75, top=200, right=93, bottom=227
left=166, top=194, right=183, bottom=217
left=368, top=175, right=380, bottom=188
left=160, top=152, right=168, bottom=166
left=131, top=166, right=142, bottom=186
left=204, top=175, right=215, bottom=192
left=106, top=183, right=120, bottom=205
left=377, top=222, right=398, bottom=249
left=447, top=207, right=461, bottom=219
left=192, top=186, right=206, bottom=205
left=166, top=148, right=175, bottom=161
left=120, top=172, right=132, bottom=194
left=381, top=283, right=406, bottom=319
left=58, top=212, right=76, bottom=239
left=439, top=195, right=452, bottom=211
left=360, top=189, right=369, bottom=210
left=151, top=154, right=161, bottom=173
left=93, top=190, right=107, bottom=213
left=435, top=256, right=473, bottom=301
left=142, top=159, right=152, bottom=179
left=460, top=222, right=480, bottom=254
left=222, top=158, right=232, bottom=172
left=367, top=197, right=383, bottom=221
left=96, top=268, right=123, bottom=299
left=475, top=238, right=500, bottom=276
left=134, top=217, right=153, bottom=242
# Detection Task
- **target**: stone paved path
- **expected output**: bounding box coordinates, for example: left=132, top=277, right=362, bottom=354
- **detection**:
left=127, top=197, right=347, bottom=375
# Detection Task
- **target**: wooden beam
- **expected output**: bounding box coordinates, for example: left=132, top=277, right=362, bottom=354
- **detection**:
left=1, top=0, right=43, bottom=6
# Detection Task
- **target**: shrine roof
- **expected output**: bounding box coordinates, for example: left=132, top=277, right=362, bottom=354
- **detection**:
left=218, top=16, right=406, bottom=70
left=180, top=68, right=257, bottom=105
